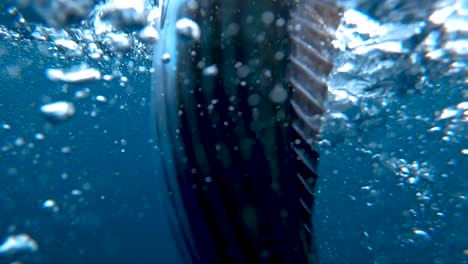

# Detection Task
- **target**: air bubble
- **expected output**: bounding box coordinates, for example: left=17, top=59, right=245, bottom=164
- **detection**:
left=42, top=199, right=59, bottom=212
left=162, top=53, right=171, bottom=63
left=0, top=234, right=38, bottom=255
left=46, top=66, right=101, bottom=83
left=203, top=65, right=219, bottom=76
left=176, top=18, right=201, bottom=41
left=40, top=101, right=76, bottom=121
left=95, top=95, right=108, bottom=103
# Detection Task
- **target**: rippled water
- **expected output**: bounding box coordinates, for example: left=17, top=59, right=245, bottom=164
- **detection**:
left=0, top=0, right=466, bottom=263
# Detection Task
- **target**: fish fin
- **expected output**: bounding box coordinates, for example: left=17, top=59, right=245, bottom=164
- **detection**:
left=289, top=0, right=341, bottom=260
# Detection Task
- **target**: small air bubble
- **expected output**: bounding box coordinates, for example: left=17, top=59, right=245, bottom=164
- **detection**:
left=75, top=88, right=91, bottom=100
left=275, top=18, right=286, bottom=27
left=176, top=18, right=201, bottom=41
left=427, top=126, right=441, bottom=132
left=95, top=95, right=107, bottom=103
left=274, top=51, right=285, bottom=61
left=14, top=137, right=25, bottom=147
left=42, top=199, right=59, bottom=212
left=0, top=234, right=38, bottom=254
left=34, top=133, right=45, bottom=140
left=46, top=66, right=101, bottom=83
left=456, top=102, right=468, bottom=110
left=437, top=107, right=458, bottom=120
left=138, top=25, right=159, bottom=43
left=412, top=228, right=430, bottom=239
left=61, top=172, right=69, bottom=180
left=441, top=136, right=451, bottom=142
left=269, top=84, right=288, bottom=103
left=162, top=53, right=171, bottom=63
left=261, top=11, right=275, bottom=25
left=71, top=189, right=82, bottom=196
left=203, top=65, right=219, bottom=76
left=61, top=146, right=71, bottom=153
left=407, top=177, right=418, bottom=184
left=40, top=101, right=75, bottom=121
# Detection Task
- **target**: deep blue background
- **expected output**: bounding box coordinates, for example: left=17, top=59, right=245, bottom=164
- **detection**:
left=0, top=38, right=179, bottom=263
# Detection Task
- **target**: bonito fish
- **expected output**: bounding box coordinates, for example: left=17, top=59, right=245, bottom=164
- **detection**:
left=152, top=0, right=340, bottom=263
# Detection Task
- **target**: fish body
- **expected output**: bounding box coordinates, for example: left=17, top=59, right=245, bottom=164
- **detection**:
left=152, top=0, right=340, bottom=263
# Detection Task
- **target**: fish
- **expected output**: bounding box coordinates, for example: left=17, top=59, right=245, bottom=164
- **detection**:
left=151, top=0, right=341, bottom=263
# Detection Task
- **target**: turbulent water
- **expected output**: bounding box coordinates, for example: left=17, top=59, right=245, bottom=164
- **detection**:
left=316, top=1, right=467, bottom=263
left=0, top=0, right=466, bottom=263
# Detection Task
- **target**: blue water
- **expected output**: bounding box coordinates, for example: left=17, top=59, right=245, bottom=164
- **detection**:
left=0, top=1, right=467, bottom=263
left=0, top=37, right=181, bottom=263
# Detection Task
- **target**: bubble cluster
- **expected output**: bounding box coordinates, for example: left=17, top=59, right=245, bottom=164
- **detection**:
left=317, top=0, right=467, bottom=262
left=0, top=2, right=162, bottom=262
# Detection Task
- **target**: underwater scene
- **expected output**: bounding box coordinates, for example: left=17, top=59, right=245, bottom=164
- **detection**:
left=0, top=0, right=466, bottom=263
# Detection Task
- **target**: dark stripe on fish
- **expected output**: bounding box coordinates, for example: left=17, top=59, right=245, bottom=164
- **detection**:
left=152, top=0, right=340, bottom=263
